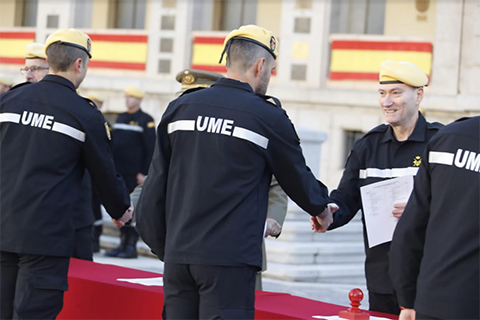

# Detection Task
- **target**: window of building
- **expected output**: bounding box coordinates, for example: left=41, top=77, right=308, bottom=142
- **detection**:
left=114, top=0, right=146, bottom=29
left=330, top=0, right=386, bottom=35
left=218, top=0, right=258, bottom=31
left=15, top=0, right=38, bottom=27
left=74, top=0, right=93, bottom=28
left=344, top=130, right=364, bottom=163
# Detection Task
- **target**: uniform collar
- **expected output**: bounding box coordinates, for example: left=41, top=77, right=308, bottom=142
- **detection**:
left=382, top=112, right=428, bottom=143
left=211, top=78, right=254, bottom=93
left=41, top=74, right=76, bottom=92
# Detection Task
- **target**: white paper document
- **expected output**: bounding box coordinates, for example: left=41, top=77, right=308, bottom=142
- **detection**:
left=117, top=277, right=163, bottom=286
left=360, top=175, right=414, bottom=248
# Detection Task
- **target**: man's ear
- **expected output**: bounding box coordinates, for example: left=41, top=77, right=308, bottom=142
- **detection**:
left=254, top=58, right=265, bottom=78
left=74, top=58, right=83, bottom=73
left=416, top=87, right=424, bottom=106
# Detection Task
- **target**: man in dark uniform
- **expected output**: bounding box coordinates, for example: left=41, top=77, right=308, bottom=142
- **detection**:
left=390, top=116, right=479, bottom=320
left=136, top=25, right=335, bottom=320
left=106, top=86, right=155, bottom=259
left=23, top=42, right=96, bottom=262
left=312, top=60, right=443, bottom=314
left=0, top=28, right=132, bottom=319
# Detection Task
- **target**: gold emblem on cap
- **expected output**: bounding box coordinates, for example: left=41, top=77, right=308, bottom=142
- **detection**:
left=183, top=74, right=195, bottom=85
left=270, top=36, right=276, bottom=52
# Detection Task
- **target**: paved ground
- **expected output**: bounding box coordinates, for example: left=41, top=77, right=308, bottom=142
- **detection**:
left=93, top=250, right=369, bottom=309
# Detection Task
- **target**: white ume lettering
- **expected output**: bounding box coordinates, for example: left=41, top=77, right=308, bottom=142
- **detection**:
left=21, top=111, right=54, bottom=130
left=0, top=111, right=86, bottom=142
left=429, top=149, right=480, bottom=173
left=167, top=115, right=269, bottom=149
left=196, top=116, right=234, bottom=135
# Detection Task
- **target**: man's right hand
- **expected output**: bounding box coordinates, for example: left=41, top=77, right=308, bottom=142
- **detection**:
left=112, top=204, right=134, bottom=228
left=399, top=308, right=415, bottom=320
left=310, top=203, right=338, bottom=233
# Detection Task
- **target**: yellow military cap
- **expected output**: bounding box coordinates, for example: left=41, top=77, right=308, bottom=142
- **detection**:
left=0, top=73, right=14, bottom=86
left=379, top=60, right=428, bottom=87
left=219, top=25, right=278, bottom=63
left=87, top=92, right=106, bottom=103
left=125, top=86, right=145, bottom=98
left=25, top=43, right=46, bottom=59
left=176, top=69, right=224, bottom=91
left=45, top=28, right=92, bottom=58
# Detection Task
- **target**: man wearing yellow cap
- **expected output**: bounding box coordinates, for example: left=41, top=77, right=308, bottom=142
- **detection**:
left=22, top=42, right=49, bottom=83
left=106, top=86, right=155, bottom=259
left=136, top=25, right=334, bottom=319
left=0, top=28, right=132, bottom=319
left=0, top=73, right=14, bottom=94
left=312, top=61, right=443, bottom=314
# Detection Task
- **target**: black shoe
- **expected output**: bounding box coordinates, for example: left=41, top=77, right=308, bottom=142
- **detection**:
left=117, top=245, right=138, bottom=259
left=105, top=227, right=127, bottom=257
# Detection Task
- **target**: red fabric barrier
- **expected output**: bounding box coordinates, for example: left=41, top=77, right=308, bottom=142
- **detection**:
left=58, top=259, right=397, bottom=320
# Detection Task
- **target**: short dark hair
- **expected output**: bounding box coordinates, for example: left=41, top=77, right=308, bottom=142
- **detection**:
left=46, top=43, right=89, bottom=72
left=226, top=39, right=274, bottom=71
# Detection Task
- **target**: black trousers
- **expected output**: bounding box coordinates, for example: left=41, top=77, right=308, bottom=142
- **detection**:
left=163, top=263, right=257, bottom=320
left=368, top=292, right=401, bottom=315
left=0, top=251, right=69, bottom=320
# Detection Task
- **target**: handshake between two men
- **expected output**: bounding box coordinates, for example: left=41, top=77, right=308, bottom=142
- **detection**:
left=110, top=203, right=337, bottom=233
left=310, top=203, right=339, bottom=233
left=112, top=204, right=135, bottom=228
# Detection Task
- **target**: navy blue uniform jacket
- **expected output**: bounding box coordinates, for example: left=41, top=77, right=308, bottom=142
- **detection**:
left=0, top=75, right=130, bottom=257
left=136, top=78, right=330, bottom=269
left=329, top=113, right=443, bottom=294
left=112, top=109, right=155, bottom=177
left=390, top=116, right=479, bottom=319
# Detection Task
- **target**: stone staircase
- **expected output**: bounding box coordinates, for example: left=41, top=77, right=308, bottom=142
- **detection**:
left=263, top=202, right=366, bottom=286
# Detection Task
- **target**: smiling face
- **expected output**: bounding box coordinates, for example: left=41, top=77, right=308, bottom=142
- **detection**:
left=378, top=83, right=423, bottom=128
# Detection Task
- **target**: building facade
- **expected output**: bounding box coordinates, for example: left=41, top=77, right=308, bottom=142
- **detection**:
left=1, top=0, right=478, bottom=188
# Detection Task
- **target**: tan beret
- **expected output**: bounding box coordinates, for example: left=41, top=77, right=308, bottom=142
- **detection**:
left=25, top=43, right=47, bottom=59
left=125, top=86, right=145, bottom=98
left=45, top=28, right=92, bottom=58
left=176, top=69, right=223, bottom=91
left=0, top=73, right=14, bottom=87
left=379, top=60, right=428, bottom=87
left=87, top=92, right=106, bottom=103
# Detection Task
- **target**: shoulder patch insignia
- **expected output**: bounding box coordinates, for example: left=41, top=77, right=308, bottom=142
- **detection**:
left=105, top=122, right=111, bottom=140
left=413, top=156, right=422, bottom=167
left=147, top=121, right=155, bottom=128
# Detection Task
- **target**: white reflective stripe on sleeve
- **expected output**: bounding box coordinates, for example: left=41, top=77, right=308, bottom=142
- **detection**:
left=113, top=123, right=144, bottom=132
left=429, top=151, right=454, bottom=165
left=51, top=122, right=86, bottom=142
left=359, top=167, right=419, bottom=179
left=167, top=120, right=195, bottom=134
left=232, top=126, right=269, bottom=149
left=0, top=113, right=21, bottom=124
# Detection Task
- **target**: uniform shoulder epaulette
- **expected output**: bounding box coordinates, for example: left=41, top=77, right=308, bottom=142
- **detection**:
left=453, top=116, right=472, bottom=123
left=258, top=94, right=282, bottom=108
left=8, top=81, right=31, bottom=91
left=427, top=121, right=444, bottom=129
left=180, top=87, right=206, bottom=97
left=82, top=96, right=98, bottom=109
left=363, top=123, right=388, bottom=137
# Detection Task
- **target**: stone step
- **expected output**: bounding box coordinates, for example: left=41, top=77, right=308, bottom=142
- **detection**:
left=265, top=240, right=365, bottom=264
left=279, top=220, right=364, bottom=242
left=263, top=262, right=366, bottom=285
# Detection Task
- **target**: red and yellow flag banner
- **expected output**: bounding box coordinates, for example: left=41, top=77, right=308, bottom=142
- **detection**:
left=329, top=39, right=433, bottom=81
left=88, top=33, right=148, bottom=70
left=191, top=36, right=227, bottom=73
left=0, top=31, right=36, bottom=64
